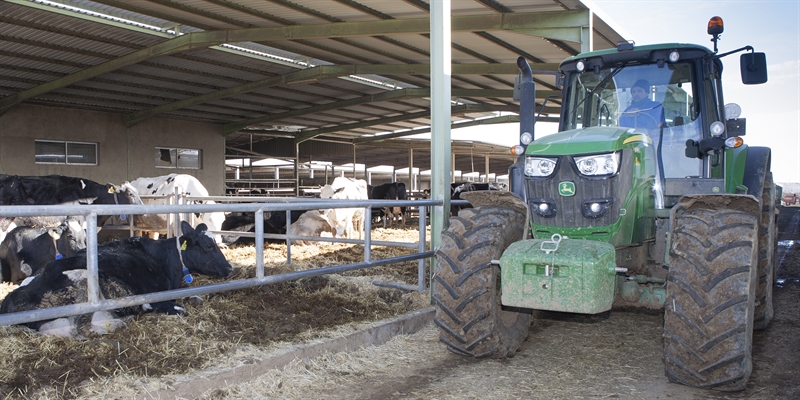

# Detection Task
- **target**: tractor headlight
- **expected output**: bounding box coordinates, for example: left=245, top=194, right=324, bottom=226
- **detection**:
left=525, top=156, right=557, bottom=177
left=529, top=198, right=557, bottom=218
left=581, top=198, right=613, bottom=219
left=574, top=152, right=620, bottom=176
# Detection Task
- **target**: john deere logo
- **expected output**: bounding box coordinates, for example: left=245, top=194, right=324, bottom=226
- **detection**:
left=558, top=181, right=576, bottom=196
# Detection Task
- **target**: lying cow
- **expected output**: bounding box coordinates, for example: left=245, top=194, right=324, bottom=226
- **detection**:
left=288, top=210, right=334, bottom=245
left=221, top=210, right=304, bottom=246
left=0, top=218, right=86, bottom=284
left=320, top=177, right=369, bottom=239
left=0, top=174, right=142, bottom=226
left=109, top=174, right=225, bottom=244
left=0, top=221, right=232, bottom=338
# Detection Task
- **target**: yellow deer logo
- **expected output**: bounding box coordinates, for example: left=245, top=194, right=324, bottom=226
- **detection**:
left=558, top=182, right=576, bottom=197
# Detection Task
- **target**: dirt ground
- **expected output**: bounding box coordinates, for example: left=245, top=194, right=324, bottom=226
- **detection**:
left=1, top=206, right=798, bottom=399
left=205, top=206, right=800, bottom=400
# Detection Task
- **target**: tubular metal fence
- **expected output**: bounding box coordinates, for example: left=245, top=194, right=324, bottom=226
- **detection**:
left=0, top=197, right=442, bottom=327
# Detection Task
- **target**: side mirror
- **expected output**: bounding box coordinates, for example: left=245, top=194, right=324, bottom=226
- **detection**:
left=740, top=52, right=768, bottom=84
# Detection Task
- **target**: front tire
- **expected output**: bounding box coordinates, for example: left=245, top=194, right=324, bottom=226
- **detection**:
left=433, top=206, right=532, bottom=358
left=664, top=204, right=758, bottom=391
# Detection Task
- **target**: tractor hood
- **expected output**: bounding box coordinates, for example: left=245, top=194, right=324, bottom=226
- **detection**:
left=525, top=126, right=653, bottom=156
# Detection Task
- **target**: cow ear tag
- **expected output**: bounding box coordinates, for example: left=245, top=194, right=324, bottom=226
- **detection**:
left=108, top=186, right=116, bottom=194
left=181, top=240, right=188, bottom=251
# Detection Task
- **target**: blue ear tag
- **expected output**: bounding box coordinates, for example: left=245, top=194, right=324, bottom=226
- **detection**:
left=55, top=253, right=63, bottom=260
left=183, top=267, right=193, bottom=284
left=119, top=214, right=126, bottom=220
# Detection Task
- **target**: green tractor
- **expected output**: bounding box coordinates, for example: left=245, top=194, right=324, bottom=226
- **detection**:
left=433, top=17, right=776, bottom=391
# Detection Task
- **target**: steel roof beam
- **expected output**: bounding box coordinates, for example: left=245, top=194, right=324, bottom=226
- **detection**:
left=125, top=63, right=556, bottom=127
left=223, top=87, right=560, bottom=135
left=293, top=104, right=519, bottom=143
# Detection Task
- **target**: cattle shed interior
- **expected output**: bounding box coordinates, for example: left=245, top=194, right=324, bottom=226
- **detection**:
left=0, top=0, right=627, bottom=196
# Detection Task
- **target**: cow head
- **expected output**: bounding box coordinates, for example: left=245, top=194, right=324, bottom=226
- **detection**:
left=53, top=217, right=87, bottom=258
left=112, top=181, right=144, bottom=205
left=178, top=221, right=232, bottom=277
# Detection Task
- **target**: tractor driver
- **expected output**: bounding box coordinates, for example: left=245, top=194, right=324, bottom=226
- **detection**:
left=619, top=79, right=666, bottom=131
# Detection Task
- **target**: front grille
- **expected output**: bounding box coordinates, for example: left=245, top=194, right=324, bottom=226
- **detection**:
left=526, top=150, right=633, bottom=229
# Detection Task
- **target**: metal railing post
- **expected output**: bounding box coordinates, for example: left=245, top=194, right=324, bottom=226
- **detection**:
left=285, top=209, right=292, bottom=264
left=418, top=205, right=427, bottom=292
left=255, top=209, right=264, bottom=279
left=86, top=212, right=100, bottom=304
left=364, top=206, right=372, bottom=262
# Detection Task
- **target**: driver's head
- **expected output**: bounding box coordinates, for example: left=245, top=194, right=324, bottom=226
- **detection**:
left=630, top=79, right=650, bottom=102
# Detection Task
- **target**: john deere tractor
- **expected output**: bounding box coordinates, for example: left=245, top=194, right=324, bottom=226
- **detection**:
left=433, top=17, right=776, bottom=391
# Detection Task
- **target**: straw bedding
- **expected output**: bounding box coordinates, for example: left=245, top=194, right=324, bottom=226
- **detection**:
left=0, top=224, right=429, bottom=399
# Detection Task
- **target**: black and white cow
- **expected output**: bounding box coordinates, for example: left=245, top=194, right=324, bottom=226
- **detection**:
left=0, top=218, right=86, bottom=284
left=369, top=182, right=408, bottom=227
left=450, top=182, right=501, bottom=215
left=0, top=174, right=142, bottom=227
left=221, top=210, right=304, bottom=246
left=126, top=174, right=226, bottom=244
left=320, top=177, right=369, bottom=239
left=0, top=221, right=232, bottom=338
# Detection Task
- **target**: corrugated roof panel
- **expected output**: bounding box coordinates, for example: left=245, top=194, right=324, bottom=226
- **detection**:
left=68, top=0, right=186, bottom=29
left=227, top=0, right=343, bottom=26
left=101, top=0, right=241, bottom=30
left=289, top=0, right=383, bottom=22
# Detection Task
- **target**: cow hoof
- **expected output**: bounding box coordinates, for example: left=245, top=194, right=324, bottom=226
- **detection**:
left=170, top=305, right=188, bottom=316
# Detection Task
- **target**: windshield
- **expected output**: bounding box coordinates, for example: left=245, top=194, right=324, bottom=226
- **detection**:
left=564, top=62, right=698, bottom=131
left=563, top=62, right=704, bottom=179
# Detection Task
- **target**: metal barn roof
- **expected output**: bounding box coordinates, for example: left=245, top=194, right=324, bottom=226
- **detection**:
left=0, top=0, right=627, bottom=179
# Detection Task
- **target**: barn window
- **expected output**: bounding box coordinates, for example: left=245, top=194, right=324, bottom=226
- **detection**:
left=155, top=147, right=202, bottom=169
left=35, top=140, right=97, bottom=165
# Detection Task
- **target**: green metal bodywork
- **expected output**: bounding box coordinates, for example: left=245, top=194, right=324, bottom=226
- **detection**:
left=526, top=127, right=658, bottom=247
left=726, top=145, right=750, bottom=193
left=500, top=237, right=617, bottom=314
left=499, top=42, right=754, bottom=314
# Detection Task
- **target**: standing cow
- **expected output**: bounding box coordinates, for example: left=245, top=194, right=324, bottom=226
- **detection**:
left=369, top=182, right=408, bottom=227
left=0, top=218, right=86, bottom=284
left=0, top=221, right=232, bottom=338
left=0, top=174, right=143, bottom=226
left=320, top=177, right=369, bottom=239
left=450, top=182, right=501, bottom=215
left=115, top=174, right=226, bottom=244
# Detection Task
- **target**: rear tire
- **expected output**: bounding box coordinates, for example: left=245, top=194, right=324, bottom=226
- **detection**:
left=754, top=172, right=777, bottom=330
left=664, top=205, right=758, bottom=391
left=433, top=206, right=532, bottom=358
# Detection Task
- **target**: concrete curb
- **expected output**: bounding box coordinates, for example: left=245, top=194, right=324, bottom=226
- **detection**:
left=147, top=307, right=435, bottom=399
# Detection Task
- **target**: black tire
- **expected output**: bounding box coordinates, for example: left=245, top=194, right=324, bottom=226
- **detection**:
left=664, top=206, right=758, bottom=391
left=754, top=172, right=777, bottom=330
left=433, top=206, right=532, bottom=358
